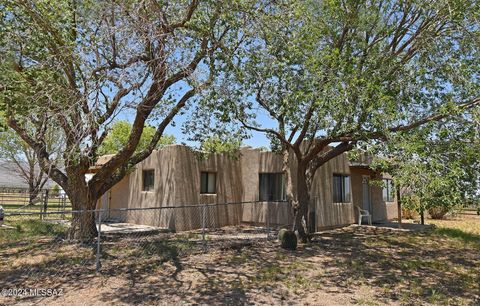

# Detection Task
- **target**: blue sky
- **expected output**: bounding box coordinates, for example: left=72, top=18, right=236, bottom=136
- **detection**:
left=114, top=75, right=279, bottom=149
left=166, top=111, right=273, bottom=148
left=117, top=105, right=274, bottom=149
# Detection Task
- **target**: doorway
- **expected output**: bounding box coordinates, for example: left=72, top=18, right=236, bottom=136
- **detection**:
left=362, top=176, right=371, bottom=214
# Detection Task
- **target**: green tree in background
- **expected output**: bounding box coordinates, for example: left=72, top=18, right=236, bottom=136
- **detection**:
left=98, top=121, right=175, bottom=156
left=199, top=135, right=241, bottom=159
left=0, top=127, right=60, bottom=204
left=370, top=112, right=480, bottom=221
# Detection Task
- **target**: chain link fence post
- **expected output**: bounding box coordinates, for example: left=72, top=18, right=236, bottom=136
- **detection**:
left=202, top=203, right=207, bottom=251
left=266, top=201, right=270, bottom=239
left=96, top=210, right=102, bottom=272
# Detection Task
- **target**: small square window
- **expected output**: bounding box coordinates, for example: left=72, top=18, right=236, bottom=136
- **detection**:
left=259, top=173, right=286, bottom=201
left=142, top=170, right=155, bottom=191
left=200, top=172, right=216, bottom=194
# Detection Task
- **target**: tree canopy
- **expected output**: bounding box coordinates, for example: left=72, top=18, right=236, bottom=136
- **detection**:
left=0, top=0, right=255, bottom=239
left=189, top=0, right=480, bottom=240
left=369, top=111, right=480, bottom=219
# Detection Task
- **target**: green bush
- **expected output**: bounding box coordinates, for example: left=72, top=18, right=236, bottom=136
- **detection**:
left=280, top=230, right=297, bottom=250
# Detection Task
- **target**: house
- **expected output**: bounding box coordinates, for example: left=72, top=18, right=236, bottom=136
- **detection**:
left=92, top=145, right=398, bottom=232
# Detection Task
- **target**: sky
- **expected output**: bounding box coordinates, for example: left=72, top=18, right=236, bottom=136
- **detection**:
left=165, top=111, right=274, bottom=148
left=116, top=82, right=276, bottom=149
left=117, top=107, right=274, bottom=149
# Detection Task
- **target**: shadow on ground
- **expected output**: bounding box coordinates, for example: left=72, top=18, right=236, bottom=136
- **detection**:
left=1, top=225, right=479, bottom=305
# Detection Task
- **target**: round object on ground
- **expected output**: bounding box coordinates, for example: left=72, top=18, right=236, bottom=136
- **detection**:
left=278, top=228, right=288, bottom=241
left=280, top=230, right=297, bottom=250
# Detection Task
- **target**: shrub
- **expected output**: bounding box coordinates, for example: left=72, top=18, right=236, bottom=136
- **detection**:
left=428, top=207, right=449, bottom=219
left=402, top=208, right=419, bottom=219
left=280, top=230, right=297, bottom=250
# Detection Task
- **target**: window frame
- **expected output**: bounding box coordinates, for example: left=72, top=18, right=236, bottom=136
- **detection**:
left=382, top=178, right=395, bottom=202
left=200, top=171, right=217, bottom=194
left=332, top=174, right=351, bottom=203
left=142, top=169, right=155, bottom=192
left=258, top=172, right=286, bottom=201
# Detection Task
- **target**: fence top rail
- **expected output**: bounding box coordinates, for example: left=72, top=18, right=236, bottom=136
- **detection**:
left=3, top=200, right=289, bottom=216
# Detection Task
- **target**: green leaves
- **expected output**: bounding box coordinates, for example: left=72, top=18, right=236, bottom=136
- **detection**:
left=98, top=121, right=175, bottom=156
left=370, top=116, right=480, bottom=214
left=199, top=135, right=241, bottom=159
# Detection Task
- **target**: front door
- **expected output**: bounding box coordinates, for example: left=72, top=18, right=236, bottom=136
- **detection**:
left=362, top=176, right=371, bottom=213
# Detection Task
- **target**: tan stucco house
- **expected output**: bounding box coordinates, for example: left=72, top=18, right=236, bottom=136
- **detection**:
left=93, top=145, right=398, bottom=232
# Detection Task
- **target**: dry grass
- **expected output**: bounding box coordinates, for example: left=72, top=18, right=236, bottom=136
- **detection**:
left=429, top=217, right=480, bottom=235
left=0, top=217, right=479, bottom=305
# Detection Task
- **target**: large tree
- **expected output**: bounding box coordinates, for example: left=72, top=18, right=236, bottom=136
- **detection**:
left=0, top=0, right=252, bottom=239
left=192, top=0, right=480, bottom=241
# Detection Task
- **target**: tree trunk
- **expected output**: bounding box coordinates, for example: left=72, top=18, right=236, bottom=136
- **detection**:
left=28, top=186, right=41, bottom=206
left=67, top=187, right=98, bottom=241
left=282, top=149, right=312, bottom=243
left=293, top=163, right=311, bottom=243
left=420, top=205, right=425, bottom=225
left=28, top=163, right=37, bottom=205
left=396, top=186, right=402, bottom=229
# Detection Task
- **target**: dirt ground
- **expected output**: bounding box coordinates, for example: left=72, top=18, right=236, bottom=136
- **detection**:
left=1, top=217, right=479, bottom=306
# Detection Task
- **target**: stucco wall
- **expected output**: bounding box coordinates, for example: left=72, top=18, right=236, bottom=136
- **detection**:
left=108, top=176, right=130, bottom=221
left=97, top=145, right=373, bottom=232
left=122, top=145, right=243, bottom=231
left=310, top=152, right=354, bottom=230
left=239, top=148, right=292, bottom=226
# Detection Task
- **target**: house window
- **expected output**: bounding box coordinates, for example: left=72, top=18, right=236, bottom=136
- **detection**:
left=200, top=172, right=216, bottom=194
left=333, top=174, right=351, bottom=203
left=383, top=179, right=395, bottom=202
left=142, top=169, right=155, bottom=191
left=259, top=173, right=286, bottom=201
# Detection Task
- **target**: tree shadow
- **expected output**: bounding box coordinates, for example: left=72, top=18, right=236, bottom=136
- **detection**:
left=1, top=225, right=479, bottom=305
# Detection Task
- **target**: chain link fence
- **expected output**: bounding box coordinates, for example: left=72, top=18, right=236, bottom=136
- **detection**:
left=0, top=200, right=292, bottom=299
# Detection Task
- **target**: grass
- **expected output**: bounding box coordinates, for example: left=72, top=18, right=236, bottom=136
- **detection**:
left=0, top=219, right=67, bottom=243
left=429, top=217, right=480, bottom=235
left=428, top=217, right=480, bottom=249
